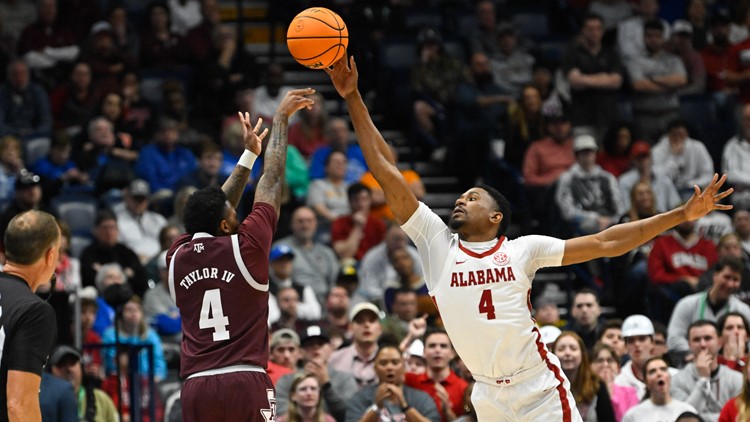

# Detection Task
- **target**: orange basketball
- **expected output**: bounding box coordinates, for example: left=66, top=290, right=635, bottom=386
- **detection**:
left=287, top=7, right=348, bottom=70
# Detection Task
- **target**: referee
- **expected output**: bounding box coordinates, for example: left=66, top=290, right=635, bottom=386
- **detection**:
left=0, top=210, right=61, bottom=421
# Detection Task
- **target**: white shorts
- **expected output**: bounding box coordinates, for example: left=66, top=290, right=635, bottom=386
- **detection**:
left=471, top=354, right=582, bottom=422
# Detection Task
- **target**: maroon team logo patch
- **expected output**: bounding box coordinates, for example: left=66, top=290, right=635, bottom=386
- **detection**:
left=493, top=252, right=509, bottom=266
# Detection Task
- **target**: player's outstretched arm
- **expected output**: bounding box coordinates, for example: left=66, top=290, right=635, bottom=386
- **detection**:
left=221, top=112, right=268, bottom=208
left=325, top=56, right=419, bottom=225
left=562, top=174, right=733, bottom=266
left=254, top=88, right=315, bottom=215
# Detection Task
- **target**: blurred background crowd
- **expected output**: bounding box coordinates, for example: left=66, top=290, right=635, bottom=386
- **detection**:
left=7, top=0, right=750, bottom=420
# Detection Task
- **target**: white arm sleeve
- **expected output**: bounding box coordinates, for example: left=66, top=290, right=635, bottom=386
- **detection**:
left=400, top=202, right=454, bottom=291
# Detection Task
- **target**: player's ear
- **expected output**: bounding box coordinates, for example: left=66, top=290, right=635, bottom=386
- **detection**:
left=218, top=219, right=230, bottom=235
left=490, top=211, right=503, bottom=224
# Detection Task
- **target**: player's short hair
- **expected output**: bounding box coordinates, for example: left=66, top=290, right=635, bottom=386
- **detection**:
left=5, top=210, right=60, bottom=265
left=477, top=184, right=512, bottom=238
left=717, top=311, right=749, bottom=336
left=184, top=186, right=229, bottom=235
left=687, top=319, right=718, bottom=338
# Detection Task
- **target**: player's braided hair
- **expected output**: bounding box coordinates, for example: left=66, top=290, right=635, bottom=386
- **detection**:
left=184, top=187, right=229, bottom=235
left=477, top=184, right=512, bottom=238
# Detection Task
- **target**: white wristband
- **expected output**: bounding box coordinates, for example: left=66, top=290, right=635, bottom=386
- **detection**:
left=238, top=150, right=258, bottom=169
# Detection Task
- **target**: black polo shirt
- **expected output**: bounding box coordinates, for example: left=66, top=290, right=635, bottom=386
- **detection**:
left=0, top=272, right=56, bottom=421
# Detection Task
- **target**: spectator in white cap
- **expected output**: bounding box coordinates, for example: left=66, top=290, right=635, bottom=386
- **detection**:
left=271, top=329, right=301, bottom=363
left=275, top=325, right=358, bottom=421
left=556, top=133, right=624, bottom=235
left=666, top=19, right=706, bottom=96
left=615, top=314, right=678, bottom=398
left=540, top=325, right=562, bottom=350
left=329, top=302, right=382, bottom=389
left=405, top=339, right=426, bottom=375
left=268, top=244, right=322, bottom=326
left=113, top=178, right=168, bottom=263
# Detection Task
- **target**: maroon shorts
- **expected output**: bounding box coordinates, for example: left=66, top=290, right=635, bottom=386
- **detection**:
left=181, top=370, right=276, bottom=422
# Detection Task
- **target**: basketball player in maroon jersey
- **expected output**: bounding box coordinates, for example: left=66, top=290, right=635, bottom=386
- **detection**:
left=166, top=88, right=315, bottom=422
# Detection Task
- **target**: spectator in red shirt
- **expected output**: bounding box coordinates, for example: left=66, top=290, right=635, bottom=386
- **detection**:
left=405, top=329, right=468, bottom=422
left=648, top=219, right=718, bottom=320
left=331, top=183, right=386, bottom=262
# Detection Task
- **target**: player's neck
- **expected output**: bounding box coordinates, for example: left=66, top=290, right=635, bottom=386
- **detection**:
left=458, top=232, right=498, bottom=243
left=428, top=366, right=451, bottom=383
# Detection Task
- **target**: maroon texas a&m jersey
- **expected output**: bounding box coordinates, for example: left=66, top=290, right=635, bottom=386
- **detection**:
left=167, top=202, right=277, bottom=378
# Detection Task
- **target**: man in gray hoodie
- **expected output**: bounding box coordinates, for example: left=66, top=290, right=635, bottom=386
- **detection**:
left=667, top=257, right=750, bottom=355
left=671, top=320, right=742, bottom=421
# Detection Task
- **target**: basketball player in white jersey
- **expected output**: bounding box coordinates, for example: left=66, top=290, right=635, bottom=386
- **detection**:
left=324, top=56, right=733, bottom=421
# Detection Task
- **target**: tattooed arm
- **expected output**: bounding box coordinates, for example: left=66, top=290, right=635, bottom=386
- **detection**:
left=221, top=112, right=267, bottom=208
left=254, top=88, right=315, bottom=215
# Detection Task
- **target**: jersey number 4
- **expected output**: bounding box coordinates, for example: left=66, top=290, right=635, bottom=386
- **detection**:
left=478, top=289, right=496, bottom=320
left=199, top=289, right=230, bottom=341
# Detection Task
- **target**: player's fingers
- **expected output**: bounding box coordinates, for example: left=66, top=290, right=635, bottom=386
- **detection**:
left=237, top=111, right=244, bottom=124
left=714, top=173, right=728, bottom=190
left=289, top=87, right=316, bottom=96
left=350, top=55, right=357, bottom=72
left=253, top=117, right=263, bottom=134
left=258, top=127, right=269, bottom=140
left=245, top=112, right=251, bottom=126
left=715, top=188, right=733, bottom=200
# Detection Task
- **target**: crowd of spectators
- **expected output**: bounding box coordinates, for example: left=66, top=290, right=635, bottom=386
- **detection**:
left=6, top=0, right=750, bottom=420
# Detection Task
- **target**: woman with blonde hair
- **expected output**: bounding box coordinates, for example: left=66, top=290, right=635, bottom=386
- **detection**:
left=553, top=331, right=616, bottom=421
left=719, top=351, right=750, bottom=421
left=610, top=181, right=659, bottom=315
left=278, top=373, right=334, bottom=422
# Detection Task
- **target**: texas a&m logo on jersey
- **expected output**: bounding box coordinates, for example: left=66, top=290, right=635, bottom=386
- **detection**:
left=492, top=252, right=509, bottom=266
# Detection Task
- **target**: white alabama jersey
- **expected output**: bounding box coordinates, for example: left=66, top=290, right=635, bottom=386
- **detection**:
left=402, top=202, right=565, bottom=378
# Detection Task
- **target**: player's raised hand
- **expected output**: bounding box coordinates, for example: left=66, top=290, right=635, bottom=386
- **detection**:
left=276, top=88, right=316, bottom=118
left=237, top=112, right=267, bottom=156
left=682, top=173, right=733, bottom=221
left=324, top=55, right=358, bottom=99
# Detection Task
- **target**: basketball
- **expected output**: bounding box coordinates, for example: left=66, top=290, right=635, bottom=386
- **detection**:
left=287, top=7, right=348, bottom=70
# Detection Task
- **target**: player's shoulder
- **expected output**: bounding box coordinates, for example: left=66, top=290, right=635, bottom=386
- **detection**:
left=505, top=234, right=558, bottom=248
